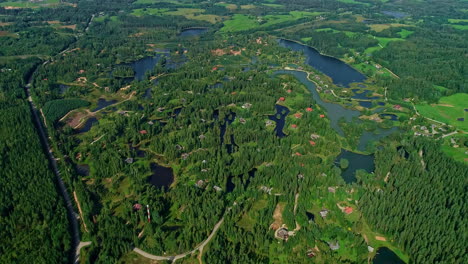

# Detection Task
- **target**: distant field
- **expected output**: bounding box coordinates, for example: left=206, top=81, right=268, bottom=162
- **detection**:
left=450, top=24, right=468, bottom=30
left=166, top=8, right=221, bottom=23
left=221, top=11, right=321, bottom=32
left=131, top=8, right=170, bottom=16
left=416, top=93, right=468, bottom=131
left=448, top=19, right=468, bottom=23
left=130, top=7, right=220, bottom=23
left=215, top=3, right=237, bottom=10
left=337, top=0, right=370, bottom=5
left=0, top=0, right=61, bottom=8
left=133, top=0, right=181, bottom=4
left=369, top=23, right=409, bottom=32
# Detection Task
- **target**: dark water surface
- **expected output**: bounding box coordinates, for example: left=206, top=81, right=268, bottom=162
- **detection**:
left=335, top=149, right=374, bottom=183
left=179, top=28, right=208, bottom=37
left=278, top=39, right=366, bottom=87
left=268, top=104, right=290, bottom=138
left=148, top=163, right=174, bottom=190
left=373, top=247, right=405, bottom=264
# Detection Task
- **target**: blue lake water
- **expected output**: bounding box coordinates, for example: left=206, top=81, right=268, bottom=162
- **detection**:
left=278, top=39, right=366, bottom=87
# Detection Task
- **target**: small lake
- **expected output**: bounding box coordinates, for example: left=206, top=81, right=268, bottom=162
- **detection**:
left=179, top=28, right=208, bottom=37
left=268, top=104, right=290, bottom=138
left=130, top=54, right=167, bottom=81
left=335, top=149, right=374, bottom=183
left=148, top=163, right=174, bottom=190
left=76, top=117, right=98, bottom=133
left=373, top=247, right=405, bottom=264
left=92, top=98, right=117, bottom=112
left=275, top=70, right=360, bottom=136
left=278, top=39, right=366, bottom=87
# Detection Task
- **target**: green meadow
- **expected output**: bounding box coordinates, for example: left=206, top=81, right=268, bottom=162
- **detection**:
left=416, top=93, right=468, bottom=131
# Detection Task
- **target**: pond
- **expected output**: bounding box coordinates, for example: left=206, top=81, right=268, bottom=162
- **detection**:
left=92, top=98, right=117, bottom=112
left=76, top=164, right=90, bottom=176
left=76, top=117, right=98, bottom=133
left=358, top=101, right=373, bottom=108
left=219, top=111, right=237, bottom=145
left=144, top=88, right=152, bottom=99
left=130, top=53, right=167, bottom=81
left=335, top=149, right=374, bottom=183
left=357, top=127, right=399, bottom=152
left=380, top=113, right=398, bottom=121
left=179, top=27, right=208, bottom=37
left=352, top=89, right=380, bottom=100
left=373, top=247, right=405, bottom=264
left=226, top=134, right=238, bottom=154
left=148, top=163, right=174, bottom=191
left=268, top=104, right=290, bottom=138
left=275, top=70, right=360, bottom=136
left=278, top=39, right=366, bottom=87
left=59, top=84, right=70, bottom=94
left=306, top=211, right=315, bottom=223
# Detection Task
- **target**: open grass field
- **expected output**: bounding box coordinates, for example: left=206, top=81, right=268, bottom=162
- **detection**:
left=0, top=0, right=61, bottom=9
left=441, top=143, right=468, bottom=164
left=337, top=0, right=370, bottom=5
left=451, top=24, right=468, bottom=30
left=369, top=23, right=409, bottom=32
left=166, top=8, right=221, bottom=23
left=416, top=93, right=468, bottom=131
left=215, top=3, right=237, bottom=10
left=130, top=7, right=221, bottom=23
left=448, top=18, right=468, bottom=23
left=131, top=8, right=169, bottom=16
left=221, top=11, right=321, bottom=32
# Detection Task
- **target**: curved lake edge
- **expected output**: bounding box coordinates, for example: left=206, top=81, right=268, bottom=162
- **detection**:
left=278, top=38, right=368, bottom=81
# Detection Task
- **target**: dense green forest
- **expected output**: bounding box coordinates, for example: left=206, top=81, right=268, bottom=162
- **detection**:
left=0, top=59, right=71, bottom=263
left=0, top=0, right=466, bottom=263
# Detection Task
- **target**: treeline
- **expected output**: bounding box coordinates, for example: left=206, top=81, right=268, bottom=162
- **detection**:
left=374, top=28, right=467, bottom=102
left=361, top=137, right=467, bottom=263
left=0, top=59, right=71, bottom=263
left=43, top=98, right=89, bottom=123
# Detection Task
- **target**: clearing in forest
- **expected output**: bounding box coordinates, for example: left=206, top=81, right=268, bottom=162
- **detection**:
left=416, top=93, right=468, bottom=131
left=270, top=202, right=286, bottom=230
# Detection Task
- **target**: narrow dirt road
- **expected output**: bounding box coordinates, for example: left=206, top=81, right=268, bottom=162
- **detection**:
left=134, top=217, right=225, bottom=262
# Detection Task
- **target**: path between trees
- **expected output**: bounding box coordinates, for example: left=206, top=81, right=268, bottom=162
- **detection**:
left=134, top=217, right=225, bottom=263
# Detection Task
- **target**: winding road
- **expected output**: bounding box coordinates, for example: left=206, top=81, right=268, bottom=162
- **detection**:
left=134, top=217, right=225, bottom=262
left=22, top=13, right=96, bottom=264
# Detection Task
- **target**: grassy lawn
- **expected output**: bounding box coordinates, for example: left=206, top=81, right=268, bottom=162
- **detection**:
left=441, top=144, right=468, bottom=164
left=416, top=93, right=468, bottom=131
